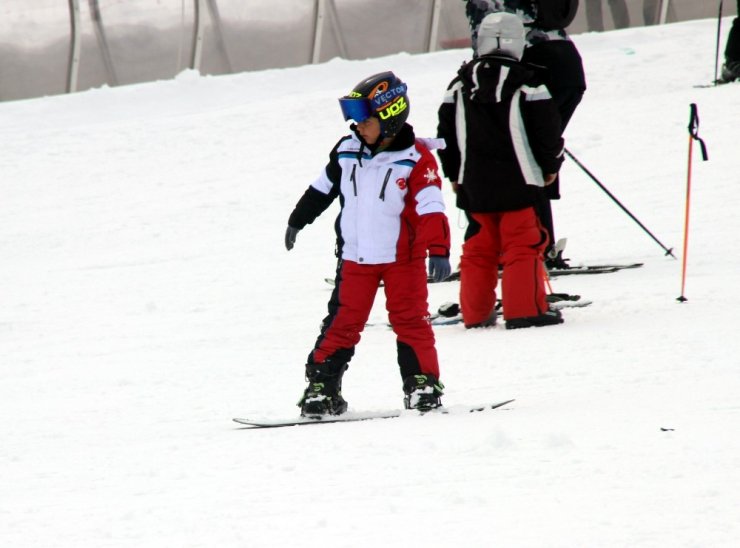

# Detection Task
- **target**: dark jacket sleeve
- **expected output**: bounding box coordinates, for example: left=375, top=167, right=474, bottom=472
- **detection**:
left=436, top=79, right=461, bottom=182
left=287, top=141, right=343, bottom=229
left=521, top=93, right=564, bottom=176
left=287, top=187, right=334, bottom=229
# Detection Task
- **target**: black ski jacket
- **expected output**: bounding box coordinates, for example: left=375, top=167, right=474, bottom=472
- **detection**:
left=437, top=54, right=564, bottom=213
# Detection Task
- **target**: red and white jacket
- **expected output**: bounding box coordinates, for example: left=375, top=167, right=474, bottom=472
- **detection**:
left=288, top=124, right=450, bottom=264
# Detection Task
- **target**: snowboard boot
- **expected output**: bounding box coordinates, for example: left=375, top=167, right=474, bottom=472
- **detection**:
left=403, top=374, right=444, bottom=411
left=298, top=360, right=348, bottom=417
left=720, top=61, right=740, bottom=83
left=505, top=308, right=564, bottom=330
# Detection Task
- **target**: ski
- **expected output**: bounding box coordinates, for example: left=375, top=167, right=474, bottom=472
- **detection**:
left=546, top=292, right=583, bottom=302
left=365, top=292, right=590, bottom=328
left=547, top=262, right=643, bottom=277
left=429, top=301, right=591, bottom=327
left=429, top=294, right=591, bottom=326
left=694, top=79, right=736, bottom=88
left=233, top=399, right=515, bottom=429
left=439, top=261, right=643, bottom=281
left=549, top=299, right=592, bottom=310
left=326, top=263, right=643, bottom=288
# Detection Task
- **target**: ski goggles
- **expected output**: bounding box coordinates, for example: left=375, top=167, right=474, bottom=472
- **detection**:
left=338, top=97, right=373, bottom=123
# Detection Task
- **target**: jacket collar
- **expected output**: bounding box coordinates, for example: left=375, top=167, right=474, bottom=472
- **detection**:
left=350, top=123, right=415, bottom=155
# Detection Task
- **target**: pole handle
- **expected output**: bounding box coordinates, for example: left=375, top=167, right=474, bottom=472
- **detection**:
left=688, top=103, right=709, bottom=161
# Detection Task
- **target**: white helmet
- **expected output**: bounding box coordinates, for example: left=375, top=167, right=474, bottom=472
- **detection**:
left=476, top=12, right=526, bottom=60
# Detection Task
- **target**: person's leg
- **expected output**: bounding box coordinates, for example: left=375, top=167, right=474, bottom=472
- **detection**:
left=384, top=258, right=444, bottom=410
left=729, top=18, right=740, bottom=62
left=300, top=261, right=382, bottom=415
left=722, top=3, right=740, bottom=81
left=383, top=258, right=439, bottom=380
left=499, top=207, right=549, bottom=320
left=463, top=210, right=482, bottom=241
left=459, top=213, right=501, bottom=327
left=534, top=191, right=556, bottom=262
left=309, top=260, right=379, bottom=366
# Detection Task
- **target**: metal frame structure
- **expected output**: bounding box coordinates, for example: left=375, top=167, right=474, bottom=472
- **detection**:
left=66, top=0, right=82, bottom=93
left=3, top=0, right=733, bottom=103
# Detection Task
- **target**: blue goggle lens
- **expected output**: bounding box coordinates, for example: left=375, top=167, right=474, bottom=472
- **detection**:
left=338, top=98, right=373, bottom=122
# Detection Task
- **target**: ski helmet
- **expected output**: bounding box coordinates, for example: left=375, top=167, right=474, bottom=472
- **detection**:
left=476, top=12, right=526, bottom=60
left=338, top=71, right=410, bottom=138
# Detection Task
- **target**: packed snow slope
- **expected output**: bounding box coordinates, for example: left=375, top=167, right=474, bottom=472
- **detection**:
left=1, top=17, right=739, bottom=548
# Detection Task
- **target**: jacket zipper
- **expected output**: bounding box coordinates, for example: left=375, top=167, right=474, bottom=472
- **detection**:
left=378, top=168, right=392, bottom=201
left=350, top=164, right=357, bottom=196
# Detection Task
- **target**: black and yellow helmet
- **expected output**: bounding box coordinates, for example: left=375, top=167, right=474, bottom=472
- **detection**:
left=338, top=71, right=410, bottom=138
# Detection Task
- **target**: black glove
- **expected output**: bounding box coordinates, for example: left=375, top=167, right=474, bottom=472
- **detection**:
left=428, top=256, right=451, bottom=283
left=285, top=225, right=300, bottom=251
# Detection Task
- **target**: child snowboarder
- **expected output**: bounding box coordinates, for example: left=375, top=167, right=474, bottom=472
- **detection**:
left=285, top=72, right=452, bottom=417
left=437, top=12, right=564, bottom=329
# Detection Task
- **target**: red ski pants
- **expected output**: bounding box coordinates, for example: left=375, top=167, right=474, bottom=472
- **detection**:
left=460, top=208, right=548, bottom=324
left=311, top=258, right=440, bottom=380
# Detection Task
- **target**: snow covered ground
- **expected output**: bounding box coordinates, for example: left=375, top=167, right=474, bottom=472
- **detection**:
left=1, top=16, right=739, bottom=548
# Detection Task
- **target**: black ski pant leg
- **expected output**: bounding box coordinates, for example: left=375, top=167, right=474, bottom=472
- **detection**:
left=463, top=210, right=482, bottom=241
left=534, top=191, right=555, bottom=257
left=308, top=260, right=380, bottom=367
left=726, top=2, right=740, bottom=63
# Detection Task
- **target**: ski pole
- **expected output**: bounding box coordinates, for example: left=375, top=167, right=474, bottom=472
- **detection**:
left=677, top=104, right=709, bottom=303
left=564, top=148, right=676, bottom=258
left=541, top=262, right=554, bottom=295
left=714, top=1, right=724, bottom=85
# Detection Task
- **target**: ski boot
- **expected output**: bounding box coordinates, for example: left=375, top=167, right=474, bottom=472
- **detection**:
left=545, top=250, right=570, bottom=270
left=505, top=308, right=564, bottom=330
left=464, top=309, right=497, bottom=329
left=403, top=374, right=444, bottom=412
left=298, top=360, right=348, bottom=417
left=720, top=61, right=740, bottom=83
left=545, top=238, right=570, bottom=270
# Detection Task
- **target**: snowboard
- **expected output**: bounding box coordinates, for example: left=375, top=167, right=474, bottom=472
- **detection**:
left=233, top=399, right=515, bottom=429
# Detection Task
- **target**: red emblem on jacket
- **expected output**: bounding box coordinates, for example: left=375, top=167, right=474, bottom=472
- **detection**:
left=396, top=177, right=407, bottom=190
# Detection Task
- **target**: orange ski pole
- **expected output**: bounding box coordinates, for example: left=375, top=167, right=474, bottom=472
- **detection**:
left=678, top=104, right=709, bottom=303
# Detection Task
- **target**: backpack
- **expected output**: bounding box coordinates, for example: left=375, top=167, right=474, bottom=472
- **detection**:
left=534, top=0, right=579, bottom=30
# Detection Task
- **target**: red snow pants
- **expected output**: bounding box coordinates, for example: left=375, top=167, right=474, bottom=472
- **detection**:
left=310, top=258, right=440, bottom=380
left=460, top=208, right=549, bottom=325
